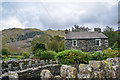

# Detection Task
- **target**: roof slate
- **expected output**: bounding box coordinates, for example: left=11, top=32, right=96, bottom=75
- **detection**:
left=65, top=32, right=108, bottom=39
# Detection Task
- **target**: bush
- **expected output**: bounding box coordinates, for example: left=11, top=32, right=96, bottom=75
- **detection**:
left=102, top=48, right=120, bottom=58
left=2, top=55, right=7, bottom=59
left=22, top=52, right=29, bottom=58
left=111, top=41, right=120, bottom=50
left=41, top=50, right=57, bottom=60
left=90, top=51, right=106, bottom=61
left=34, top=49, right=43, bottom=57
left=0, top=48, right=9, bottom=56
left=47, top=35, right=65, bottom=52
left=56, top=49, right=120, bottom=65
left=35, top=50, right=56, bottom=60
left=33, top=42, right=46, bottom=54
left=47, top=40, right=59, bottom=52
left=58, top=40, right=65, bottom=52
left=56, top=49, right=90, bottom=65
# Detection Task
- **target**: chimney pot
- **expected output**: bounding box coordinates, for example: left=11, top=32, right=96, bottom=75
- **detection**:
left=94, top=28, right=101, bottom=33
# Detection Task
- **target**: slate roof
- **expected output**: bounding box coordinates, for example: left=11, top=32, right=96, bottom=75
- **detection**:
left=65, top=32, right=108, bottom=39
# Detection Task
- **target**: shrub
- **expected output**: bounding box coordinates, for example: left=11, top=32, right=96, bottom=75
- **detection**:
left=90, top=51, right=106, bottom=61
left=58, top=40, right=65, bottom=52
left=2, top=55, right=7, bottom=59
left=56, top=49, right=120, bottom=65
left=102, top=48, right=120, bottom=58
left=0, top=48, right=9, bottom=56
left=41, top=50, right=57, bottom=60
left=33, top=42, right=46, bottom=54
left=34, top=49, right=43, bottom=57
left=47, top=40, right=59, bottom=52
left=111, top=41, right=120, bottom=50
left=35, top=50, right=57, bottom=60
left=47, top=35, right=65, bottom=52
left=56, top=49, right=90, bottom=65
left=22, top=52, right=29, bottom=58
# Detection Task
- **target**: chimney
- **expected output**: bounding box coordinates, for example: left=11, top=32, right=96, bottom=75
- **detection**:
left=94, top=28, right=101, bottom=33
left=65, top=29, right=69, bottom=34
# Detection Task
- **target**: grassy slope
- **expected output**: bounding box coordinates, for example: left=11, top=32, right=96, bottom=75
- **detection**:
left=2, top=28, right=65, bottom=53
left=44, top=29, right=65, bottom=37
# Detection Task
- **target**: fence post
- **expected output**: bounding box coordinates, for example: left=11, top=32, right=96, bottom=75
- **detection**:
left=35, top=60, right=38, bottom=67
left=8, top=64, right=13, bottom=70
left=50, top=60, right=53, bottom=64
left=46, top=60, right=48, bottom=65
left=28, top=61, right=32, bottom=68
left=19, top=63, right=24, bottom=70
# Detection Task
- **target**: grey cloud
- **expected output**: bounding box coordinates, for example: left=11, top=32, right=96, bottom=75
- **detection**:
left=1, top=2, right=118, bottom=30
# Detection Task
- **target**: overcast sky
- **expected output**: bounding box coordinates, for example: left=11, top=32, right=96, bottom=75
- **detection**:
left=0, top=0, right=119, bottom=31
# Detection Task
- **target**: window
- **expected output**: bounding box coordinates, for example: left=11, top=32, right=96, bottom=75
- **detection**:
left=72, top=40, right=77, bottom=47
left=95, top=39, right=101, bottom=46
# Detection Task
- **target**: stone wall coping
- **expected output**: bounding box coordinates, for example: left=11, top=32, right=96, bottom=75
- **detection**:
left=15, top=64, right=60, bottom=74
left=3, top=59, right=33, bottom=63
left=0, top=64, right=60, bottom=79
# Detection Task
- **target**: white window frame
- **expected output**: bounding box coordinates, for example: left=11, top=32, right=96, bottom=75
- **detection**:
left=72, top=40, right=77, bottom=47
left=95, top=39, right=101, bottom=46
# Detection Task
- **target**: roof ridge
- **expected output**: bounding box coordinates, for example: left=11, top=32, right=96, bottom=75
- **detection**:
left=65, top=31, right=108, bottom=39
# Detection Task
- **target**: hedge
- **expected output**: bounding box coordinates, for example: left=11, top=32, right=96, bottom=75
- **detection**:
left=56, top=49, right=120, bottom=65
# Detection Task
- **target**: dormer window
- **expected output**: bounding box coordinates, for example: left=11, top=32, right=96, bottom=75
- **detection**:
left=95, top=39, right=101, bottom=46
left=72, top=40, right=77, bottom=47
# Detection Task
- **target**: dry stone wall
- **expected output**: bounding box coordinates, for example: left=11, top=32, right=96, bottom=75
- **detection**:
left=0, top=59, right=60, bottom=80
left=41, top=57, right=120, bottom=79
left=1, top=59, right=58, bottom=74
left=0, top=57, right=119, bottom=80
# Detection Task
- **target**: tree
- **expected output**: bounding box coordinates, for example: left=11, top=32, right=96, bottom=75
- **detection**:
left=50, top=35, right=64, bottom=42
left=111, top=41, right=119, bottom=50
left=22, top=52, right=29, bottom=58
left=58, top=40, right=65, bottom=52
left=103, top=26, right=114, bottom=32
left=33, top=42, right=46, bottom=54
left=72, top=25, right=91, bottom=32
left=31, top=35, right=49, bottom=48
left=103, top=26, right=119, bottom=47
left=47, top=40, right=59, bottom=52
left=1, top=48, right=9, bottom=57
left=47, top=35, right=64, bottom=52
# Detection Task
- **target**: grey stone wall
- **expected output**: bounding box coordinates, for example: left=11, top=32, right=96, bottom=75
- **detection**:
left=40, top=57, right=120, bottom=79
left=65, top=38, right=108, bottom=51
left=18, top=64, right=60, bottom=79
left=1, top=57, right=119, bottom=79
left=1, top=59, right=60, bottom=80
left=0, top=64, right=60, bottom=80
left=1, top=59, right=58, bottom=74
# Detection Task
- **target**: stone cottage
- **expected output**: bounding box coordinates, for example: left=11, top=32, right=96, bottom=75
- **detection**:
left=65, top=28, right=108, bottom=51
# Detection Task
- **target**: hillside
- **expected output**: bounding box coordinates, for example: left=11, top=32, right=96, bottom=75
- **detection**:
left=44, top=29, right=65, bottom=37
left=1, top=28, right=65, bottom=53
